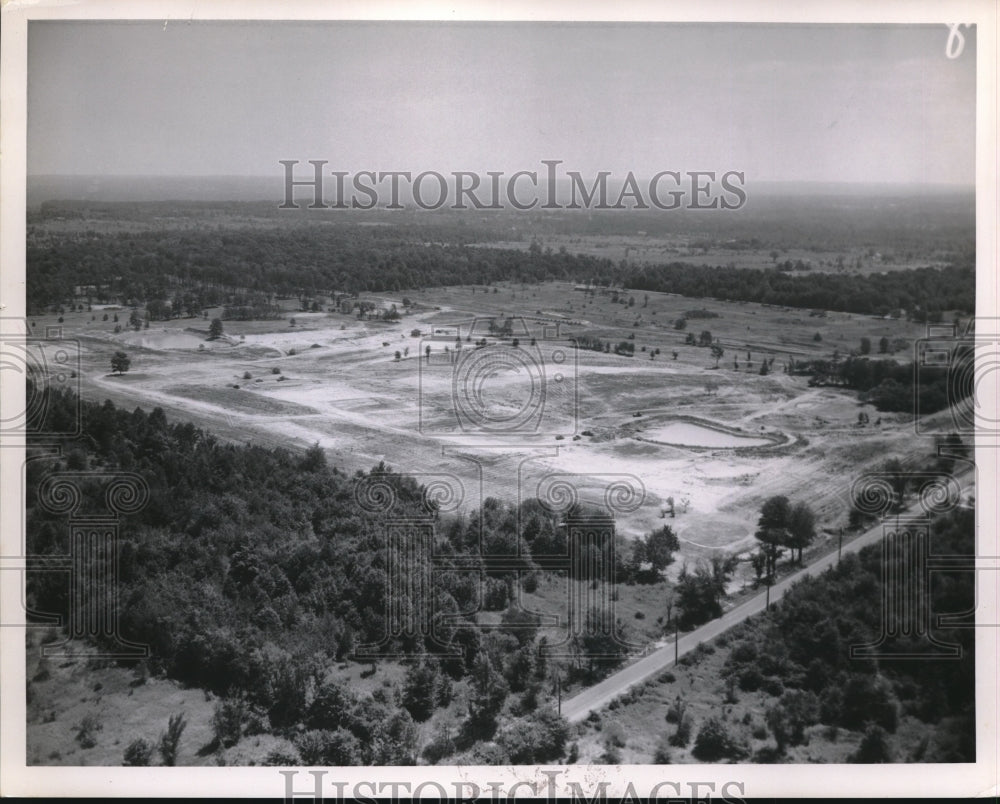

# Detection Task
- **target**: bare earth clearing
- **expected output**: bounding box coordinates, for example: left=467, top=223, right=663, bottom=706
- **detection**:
left=40, top=281, right=932, bottom=582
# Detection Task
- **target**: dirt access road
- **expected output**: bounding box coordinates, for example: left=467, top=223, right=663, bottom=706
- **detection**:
left=560, top=474, right=975, bottom=723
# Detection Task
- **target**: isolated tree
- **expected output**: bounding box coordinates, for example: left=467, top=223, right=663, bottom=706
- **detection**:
left=425, top=344, right=431, bottom=363
left=698, top=330, right=713, bottom=347
left=860, top=337, right=871, bottom=355
left=710, top=343, right=725, bottom=367
left=394, top=350, right=402, bottom=361
left=640, top=525, right=680, bottom=572
left=158, top=712, right=186, bottom=767
left=111, top=351, right=131, bottom=375
left=209, top=318, right=224, bottom=339
left=878, top=336, right=890, bottom=354
left=128, top=309, right=142, bottom=330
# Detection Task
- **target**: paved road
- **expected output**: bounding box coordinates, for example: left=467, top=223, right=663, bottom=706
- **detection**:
left=560, top=488, right=972, bottom=723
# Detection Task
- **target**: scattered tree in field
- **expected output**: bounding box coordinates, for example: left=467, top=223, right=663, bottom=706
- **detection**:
left=425, top=344, right=431, bottom=363
left=879, top=336, right=890, bottom=354
left=710, top=343, right=724, bottom=367
left=635, top=524, right=680, bottom=574
left=158, top=712, right=187, bottom=767
left=813, top=332, right=822, bottom=342
left=394, top=350, right=401, bottom=361
left=674, top=317, right=687, bottom=330
left=860, top=337, right=871, bottom=355
left=111, top=351, right=131, bottom=375
left=209, top=318, right=224, bottom=339
left=698, top=330, right=713, bottom=347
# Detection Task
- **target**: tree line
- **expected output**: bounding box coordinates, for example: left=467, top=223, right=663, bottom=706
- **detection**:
left=28, top=220, right=973, bottom=319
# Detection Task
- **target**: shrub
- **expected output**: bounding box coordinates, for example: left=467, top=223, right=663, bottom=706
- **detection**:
left=421, top=724, right=456, bottom=765
left=242, top=371, right=252, bottom=380
left=692, top=716, right=748, bottom=762
left=653, top=734, right=672, bottom=763
left=849, top=723, right=893, bottom=763
left=75, top=713, right=102, bottom=749
left=271, top=367, right=280, bottom=374
left=295, top=728, right=362, bottom=766
left=212, top=695, right=248, bottom=748
left=262, top=748, right=301, bottom=766
left=123, top=738, right=153, bottom=766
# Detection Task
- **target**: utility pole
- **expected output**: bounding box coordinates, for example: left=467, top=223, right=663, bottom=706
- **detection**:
left=765, top=577, right=771, bottom=611
left=674, top=620, right=679, bottom=665
left=838, top=527, right=844, bottom=564
left=556, top=673, right=562, bottom=716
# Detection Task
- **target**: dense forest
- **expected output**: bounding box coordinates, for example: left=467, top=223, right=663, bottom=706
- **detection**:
left=713, top=504, right=975, bottom=763
left=26, top=386, right=654, bottom=764
left=27, top=210, right=973, bottom=318
left=789, top=353, right=972, bottom=414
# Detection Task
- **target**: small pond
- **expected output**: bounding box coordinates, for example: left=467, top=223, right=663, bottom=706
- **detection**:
left=645, top=421, right=773, bottom=448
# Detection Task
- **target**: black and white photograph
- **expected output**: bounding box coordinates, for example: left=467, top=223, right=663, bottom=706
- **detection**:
left=1, top=1, right=996, bottom=799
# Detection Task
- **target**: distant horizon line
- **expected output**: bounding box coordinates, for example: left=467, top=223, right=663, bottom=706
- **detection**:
left=27, top=173, right=975, bottom=189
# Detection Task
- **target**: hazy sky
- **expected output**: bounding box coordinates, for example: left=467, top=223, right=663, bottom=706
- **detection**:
left=27, top=21, right=977, bottom=184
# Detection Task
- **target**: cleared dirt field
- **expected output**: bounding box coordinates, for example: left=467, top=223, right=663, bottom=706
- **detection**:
left=37, top=281, right=934, bottom=579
